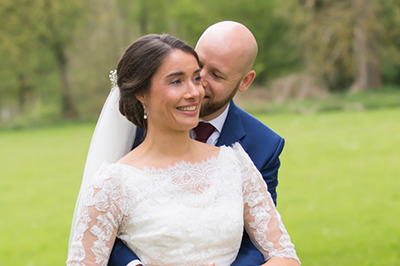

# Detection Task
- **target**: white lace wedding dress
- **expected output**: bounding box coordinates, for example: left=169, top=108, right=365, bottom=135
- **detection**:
left=67, top=143, right=300, bottom=266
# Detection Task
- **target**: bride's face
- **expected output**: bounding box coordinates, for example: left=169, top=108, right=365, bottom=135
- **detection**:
left=141, top=50, right=204, bottom=133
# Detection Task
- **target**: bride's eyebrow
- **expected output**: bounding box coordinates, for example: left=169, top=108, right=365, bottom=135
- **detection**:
left=166, top=71, right=184, bottom=78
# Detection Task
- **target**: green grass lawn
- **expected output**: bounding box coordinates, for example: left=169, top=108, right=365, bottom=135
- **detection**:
left=259, top=107, right=400, bottom=265
left=1, top=108, right=399, bottom=265
left=0, top=123, right=94, bottom=265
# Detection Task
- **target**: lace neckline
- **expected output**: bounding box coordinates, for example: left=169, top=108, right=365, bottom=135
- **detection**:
left=114, top=146, right=227, bottom=174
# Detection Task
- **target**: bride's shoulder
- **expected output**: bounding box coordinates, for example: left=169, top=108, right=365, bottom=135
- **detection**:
left=82, top=161, right=127, bottom=191
left=221, top=142, right=246, bottom=154
left=94, top=161, right=124, bottom=178
left=194, top=141, right=220, bottom=158
left=220, top=142, right=251, bottom=162
left=96, top=160, right=138, bottom=180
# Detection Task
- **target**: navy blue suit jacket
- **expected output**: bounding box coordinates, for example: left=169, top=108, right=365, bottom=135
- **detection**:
left=108, top=100, right=284, bottom=266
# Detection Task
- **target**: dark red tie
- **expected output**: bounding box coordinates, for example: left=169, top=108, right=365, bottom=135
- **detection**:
left=193, top=122, right=215, bottom=143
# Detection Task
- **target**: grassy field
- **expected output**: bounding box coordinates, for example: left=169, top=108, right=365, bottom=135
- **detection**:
left=260, top=108, right=400, bottom=265
left=0, top=107, right=399, bottom=265
left=0, top=124, right=93, bottom=265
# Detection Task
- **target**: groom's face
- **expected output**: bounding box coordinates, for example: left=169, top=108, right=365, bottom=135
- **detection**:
left=195, top=40, right=244, bottom=121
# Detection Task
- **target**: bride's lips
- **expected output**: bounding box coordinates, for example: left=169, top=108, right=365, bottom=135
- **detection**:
left=176, top=104, right=199, bottom=114
left=176, top=104, right=197, bottom=111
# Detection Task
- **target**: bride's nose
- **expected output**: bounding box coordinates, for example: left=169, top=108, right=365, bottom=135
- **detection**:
left=185, top=81, right=203, bottom=99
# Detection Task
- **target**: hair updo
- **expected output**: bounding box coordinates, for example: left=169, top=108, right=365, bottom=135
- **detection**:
left=117, top=34, right=199, bottom=130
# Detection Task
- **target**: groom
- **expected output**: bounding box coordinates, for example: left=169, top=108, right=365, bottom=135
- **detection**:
left=109, top=21, right=285, bottom=266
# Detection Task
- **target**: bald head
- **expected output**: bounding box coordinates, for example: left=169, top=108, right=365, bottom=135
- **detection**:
left=196, top=21, right=258, bottom=75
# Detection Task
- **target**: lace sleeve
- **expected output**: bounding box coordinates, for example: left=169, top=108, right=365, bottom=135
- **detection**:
left=232, top=143, right=300, bottom=264
left=67, top=164, right=130, bottom=266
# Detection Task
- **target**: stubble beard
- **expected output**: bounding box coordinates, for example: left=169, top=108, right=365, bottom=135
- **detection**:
left=200, top=81, right=240, bottom=118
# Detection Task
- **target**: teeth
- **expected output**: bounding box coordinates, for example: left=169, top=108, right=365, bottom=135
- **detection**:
left=177, top=106, right=196, bottom=111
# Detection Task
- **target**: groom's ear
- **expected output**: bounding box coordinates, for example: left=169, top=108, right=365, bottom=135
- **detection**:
left=238, top=70, right=256, bottom=92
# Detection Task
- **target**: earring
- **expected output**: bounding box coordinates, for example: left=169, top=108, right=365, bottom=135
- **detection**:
left=142, top=102, right=147, bottom=119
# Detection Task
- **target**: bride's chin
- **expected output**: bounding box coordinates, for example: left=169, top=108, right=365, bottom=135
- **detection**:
left=183, top=118, right=200, bottom=128
left=190, top=121, right=201, bottom=129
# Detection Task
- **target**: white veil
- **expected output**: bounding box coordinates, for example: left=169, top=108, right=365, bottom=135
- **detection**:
left=68, top=70, right=136, bottom=248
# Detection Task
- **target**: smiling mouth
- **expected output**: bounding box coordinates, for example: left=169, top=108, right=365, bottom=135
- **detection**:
left=177, top=105, right=197, bottom=111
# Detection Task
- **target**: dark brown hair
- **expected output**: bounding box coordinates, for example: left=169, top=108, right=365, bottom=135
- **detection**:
left=117, top=34, right=199, bottom=130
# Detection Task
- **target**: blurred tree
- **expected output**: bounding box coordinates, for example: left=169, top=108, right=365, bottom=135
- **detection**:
left=287, top=0, right=400, bottom=91
left=167, top=0, right=210, bottom=45
left=0, top=0, right=88, bottom=119
left=351, top=0, right=382, bottom=92
left=117, top=0, right=170, bottom=35
left=212, top=0, right=301, bottom=83
left=2, top=0, right=400, bottom=125
left=0, top=0, right=39, bottom=116
left=288, top=0, right=355, bottom=91
left=33, top=0, right=87, bottom=118
left=375, top=0, right=400, bottom=85
left=68, top=0, right=135, bottom=117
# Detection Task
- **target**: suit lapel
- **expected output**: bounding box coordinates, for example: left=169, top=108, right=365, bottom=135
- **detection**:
left=216, top=101, right=246, bottom=147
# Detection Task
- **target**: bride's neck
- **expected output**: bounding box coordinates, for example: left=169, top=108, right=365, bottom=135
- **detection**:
left=140, top=128, right=194, bottom=158
left=120, top=126, right=217, bottom=169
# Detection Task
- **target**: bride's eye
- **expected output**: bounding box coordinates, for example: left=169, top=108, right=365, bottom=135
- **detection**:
left=194, top=75, right=202, bottom=83
left=171, top=79, right=182, bottom=85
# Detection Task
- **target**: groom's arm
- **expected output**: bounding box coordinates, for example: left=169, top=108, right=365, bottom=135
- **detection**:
left=231, top=128, right=284, bottom=265
left=108, top=238, right=142, bottom=266
left=230, top=151, right=282, bottom=266
left=230, top=153, right=282, bottom=266
left=231, top=232, right=265, bottom=266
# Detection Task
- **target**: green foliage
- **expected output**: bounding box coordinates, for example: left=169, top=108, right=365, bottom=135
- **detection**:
left=375, top=0, right=400, bottom=84
left=285, top=0, right=355, bottom=90
left=0, top=0, right=89, bottom=119
left=1, top=109, right=399, bottom=265
left=168, top=0, right=301, bottom=82
left=2, top=0, right=400, bottom=124
left=285, top=0, right=400, bottom=91
left=238, top=86, right=400, bottom=115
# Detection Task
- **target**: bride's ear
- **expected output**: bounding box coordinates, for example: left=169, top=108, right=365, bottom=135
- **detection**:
left=136, top=94, right=146, bottom=102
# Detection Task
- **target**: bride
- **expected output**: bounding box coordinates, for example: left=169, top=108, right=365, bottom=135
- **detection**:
left=67, top=34, right=300, bottom=266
